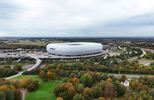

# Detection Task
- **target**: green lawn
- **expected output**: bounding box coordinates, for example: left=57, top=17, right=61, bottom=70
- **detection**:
left=25, top=80, right=61, bottom=100
left=9, top=75, right=41, bottom=82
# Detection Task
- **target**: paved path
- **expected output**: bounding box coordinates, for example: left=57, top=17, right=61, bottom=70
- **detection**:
left=128, top=49, right=146, bottom=61
left=20, top=89, right=28, bottom=100
left=5, top=56, right=42, bottom=80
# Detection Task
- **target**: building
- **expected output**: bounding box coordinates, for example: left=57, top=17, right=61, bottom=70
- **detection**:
left=102, top=45, right=111, bottom=50
left=46, top=42, right=102, bottom=56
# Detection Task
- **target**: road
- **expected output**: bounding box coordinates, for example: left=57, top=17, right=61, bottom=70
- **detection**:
left=5, top=55, right=42, bottom=80
left=128, top=49, right=146, bottom=61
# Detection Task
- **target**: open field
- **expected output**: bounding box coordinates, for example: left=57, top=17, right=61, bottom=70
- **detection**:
left=9, top=75, right=41, bottom=82
left=5, top=40, right=68, bottom=46
left=25, top=80, right=61, bottom=100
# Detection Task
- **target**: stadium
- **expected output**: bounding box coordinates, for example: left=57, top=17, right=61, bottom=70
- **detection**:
left=46, top=42, right=104, bottom=58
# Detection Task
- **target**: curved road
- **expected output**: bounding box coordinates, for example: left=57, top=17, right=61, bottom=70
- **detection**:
left=5, top=56, right=42, bottom=80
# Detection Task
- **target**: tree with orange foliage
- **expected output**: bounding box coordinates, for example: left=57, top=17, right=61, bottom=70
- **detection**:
left=68, top=87, right=76, bottom=100
left=47, top=71, right=52, bottom=77
left=45, top=64, right=50, bottom=68
left=21, top=78, right=27, bottom=87
left=73, top=78, right=79, bottom=85
left=39, top=71, right=45, bottom=77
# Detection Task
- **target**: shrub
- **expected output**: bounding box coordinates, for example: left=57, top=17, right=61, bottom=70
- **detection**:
left=27, top=84, right=36, bottom=92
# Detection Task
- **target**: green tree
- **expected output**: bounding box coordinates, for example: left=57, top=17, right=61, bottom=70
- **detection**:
left=41, top=72, right=48, bottom=82
left=73, top=93, right=85, bottom=100
left=81, top=74, right=92, bottom=87
left=0, top=91, right=6, bottom=100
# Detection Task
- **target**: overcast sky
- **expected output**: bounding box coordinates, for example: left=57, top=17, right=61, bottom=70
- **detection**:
left=0, top=0, right=154, bottom=37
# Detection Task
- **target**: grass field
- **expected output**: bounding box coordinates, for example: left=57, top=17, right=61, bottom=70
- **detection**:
left=25, top=80, right=61, bottom=100
left=9, top=75, right=41, bottom=82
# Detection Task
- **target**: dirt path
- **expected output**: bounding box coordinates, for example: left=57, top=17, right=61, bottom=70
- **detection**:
left=20, top=89, right=28, bottom=100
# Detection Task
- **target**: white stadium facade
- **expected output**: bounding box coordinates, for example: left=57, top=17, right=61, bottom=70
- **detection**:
left=46, top=42, right=105, bottom=58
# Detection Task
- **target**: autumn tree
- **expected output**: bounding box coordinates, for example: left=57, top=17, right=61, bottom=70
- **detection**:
left=104, top=83, right=117, bottom=99
left=21, top=78, right=27, bottom=87
left=99, top=97, right=106, bottom=100
left=39, top=71, right=44, bottom=77
left=106, top=78, right=113, bottom=82
left=69, top=73, right=76, bottom=78
left=56, top=97, right=63, bottom=100
left=77, top=84, right=84, bottom=94
left=83, top=87, right=93, bottom=100
left=68, top=87, right=76, bottom=100
left=73, top=78, right=79, bottom=85
left=62, top=78, right=68, bottom=83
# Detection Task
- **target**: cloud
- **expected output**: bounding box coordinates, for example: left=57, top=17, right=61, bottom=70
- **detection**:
left=0, top=0, right=154, bottom=37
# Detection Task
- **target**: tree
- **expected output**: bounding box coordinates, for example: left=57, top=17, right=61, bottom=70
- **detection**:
left=104, top=83, right=117, bottom=99
left=99, top=97, right=106, bottom=100
left=131, top=81, right=139, bottom=89
left=106, top=78, right=113, bottom=82
left=49, top=72, right=57, bottom=80
left=77, top=84, right=84, bottom=94
left=27, top=84, right=36, bottom=92
left=62, top=78, right=68, bottom=83
left=39, top=71, right=44, bottom=77
left=56, top=97, right=63, bottom=100
left=41, top=72, right=48, bottom=82
left=81, top=74, right=92, bottom=87
left=21, top=78, right=27, bottom=87
left=83, top=87, right=93, bottom=100
left=59, top=69, right=64, bottom=76
left=87, top=77, right=93, bottom=87
left=69, top=73, right=76, bottom=78
left=58, top=92, right=69, bottom=100
left=13, top=89, right=21, bottom=100
left=73, top=78, right=79, bottom=85
left=68, top=87, right=76, bottom=100
left=148, top=89, right=154, bottom=98
left=0, top=91, right=6, bottom=100
left=47, top=71, right=52, bottom=77
left=3, top=89, right=14, bottom=100
left=73, top=93, right=85, bottom=100
left=27, top=77, right=33, bottom=86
